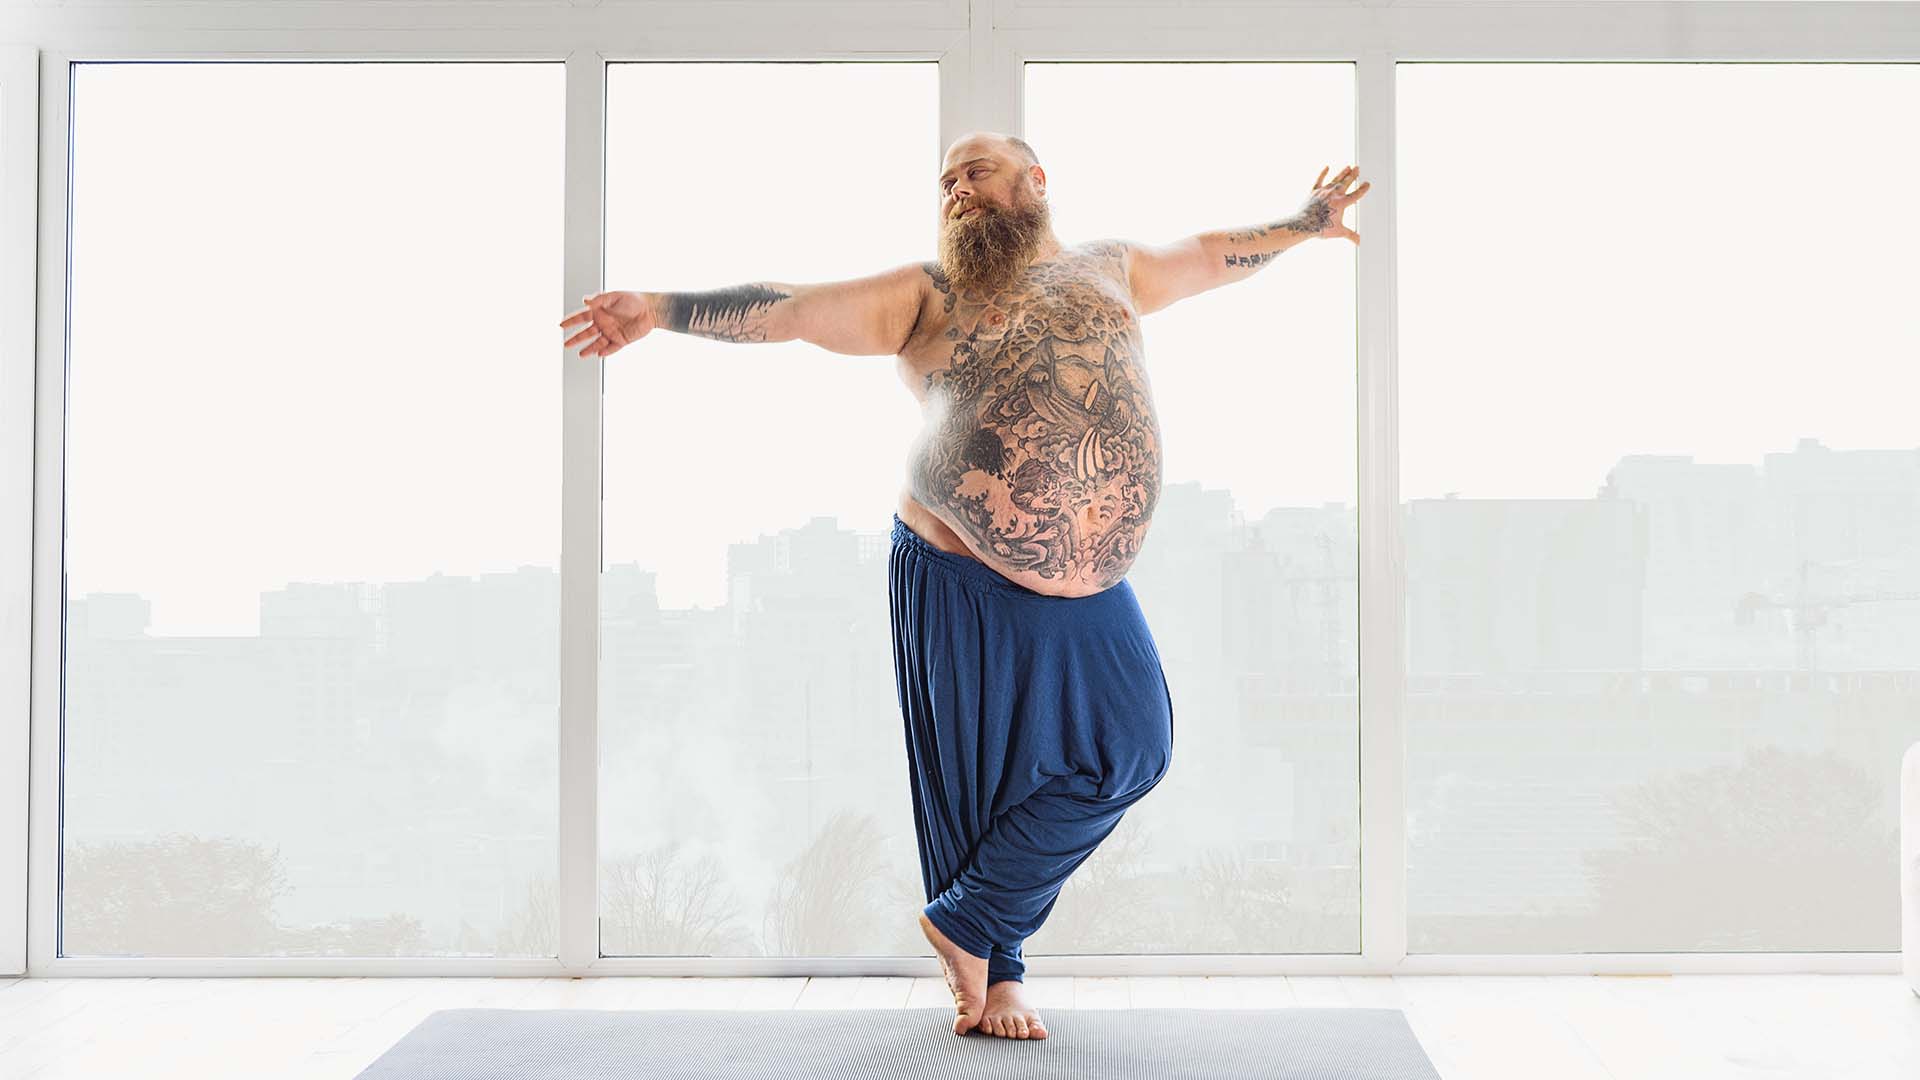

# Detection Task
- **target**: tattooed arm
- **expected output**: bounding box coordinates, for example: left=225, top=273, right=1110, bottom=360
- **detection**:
left=649, top=261, right=926, bottom=355
left=1121, top=205, right=1324, bottom=317
left=648, top=283, right=796, bottom=344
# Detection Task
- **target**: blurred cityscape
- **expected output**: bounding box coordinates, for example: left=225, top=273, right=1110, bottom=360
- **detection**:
left=59, top=436, right=1914, bottom=958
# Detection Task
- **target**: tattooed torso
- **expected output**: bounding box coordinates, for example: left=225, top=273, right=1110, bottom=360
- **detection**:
left=893, top=240, right=1162, bottom=597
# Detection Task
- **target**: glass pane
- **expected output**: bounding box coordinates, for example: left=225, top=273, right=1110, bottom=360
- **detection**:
left=600, top=62, right=937, bottom=958
left=1399, top=62, right=1920, bottom=953
left=1026, top=61, right=1361, bottom=954
left=63, top=61, right=564, bottom=957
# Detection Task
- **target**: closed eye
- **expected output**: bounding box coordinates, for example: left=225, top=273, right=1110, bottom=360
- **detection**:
left=942, top=167, right=989, bottom=191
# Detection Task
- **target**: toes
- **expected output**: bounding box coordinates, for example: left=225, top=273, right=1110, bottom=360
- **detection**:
left=1013, top=1016, right=1029, bottom=1038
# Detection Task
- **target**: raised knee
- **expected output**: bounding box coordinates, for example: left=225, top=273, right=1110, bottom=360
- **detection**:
left=1123, top=752, right=1171, bottom=797
left=1147, top=752, right=1171, bottom=788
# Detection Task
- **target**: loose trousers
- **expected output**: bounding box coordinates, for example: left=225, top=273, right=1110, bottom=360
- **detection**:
left=888, top=513, right=1174, bottom=985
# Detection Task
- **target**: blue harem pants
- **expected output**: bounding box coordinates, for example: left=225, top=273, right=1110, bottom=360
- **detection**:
left=888, top=513, right=1174, bottom=986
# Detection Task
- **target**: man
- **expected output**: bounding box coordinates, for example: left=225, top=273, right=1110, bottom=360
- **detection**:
left=560, top=132, right=1367, bottom=1040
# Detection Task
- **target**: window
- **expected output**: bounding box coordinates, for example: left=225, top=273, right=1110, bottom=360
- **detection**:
left=1399, top=62, right=1920, bottom=953
left=62, top=61, right=564, bottom=958
left=599, top=61, right=938, bottom=959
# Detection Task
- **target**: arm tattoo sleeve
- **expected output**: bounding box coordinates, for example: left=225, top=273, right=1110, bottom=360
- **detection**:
left=657, top=283, right=794, bottom=343
left=1209, top=197, right=1332, bottom=276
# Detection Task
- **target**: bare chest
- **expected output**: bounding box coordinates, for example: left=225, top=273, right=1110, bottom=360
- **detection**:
left=893, top=245, right=1165, bottom=596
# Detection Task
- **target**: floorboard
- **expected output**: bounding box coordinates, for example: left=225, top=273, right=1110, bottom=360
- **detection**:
left=0, top=974, right=1910, bottom=1080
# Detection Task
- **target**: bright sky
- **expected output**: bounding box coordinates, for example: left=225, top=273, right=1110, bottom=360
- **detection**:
left=1395, top=62, right=1920, bottom=501
left=67, top=61, right=563, bottom=637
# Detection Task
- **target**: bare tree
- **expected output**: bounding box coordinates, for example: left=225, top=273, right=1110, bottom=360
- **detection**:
left=63, top=833, right=286, bottom=956
left=1184, top=848, right=1358, bottom=953
left=495, top=873, right=558, bottom=957
left=600, top=840, right=756, bottom=955
left=761, top=810, right=898, bottom=955
left=1190, top=847, right=1290, bottom=951
left=1583, top=745, right=1899, bottom=951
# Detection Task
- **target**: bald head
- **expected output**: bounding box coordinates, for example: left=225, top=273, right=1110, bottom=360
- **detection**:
left=997, top=134, right=1039, bottom=169
left=946, top=130, right=1037, bottom=165
left=941, top=131, right=1040, bottom=182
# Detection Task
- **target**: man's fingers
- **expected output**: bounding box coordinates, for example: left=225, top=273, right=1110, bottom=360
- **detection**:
left=1313, top=165, right=1366, bottom=196
left=564, top=326, right=598, bottom=348
left=559, top=295, right=599, bottom=326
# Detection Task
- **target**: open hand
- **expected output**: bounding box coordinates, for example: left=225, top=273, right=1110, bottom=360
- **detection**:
left=558, top=291, right=656, bottom=359
left=1302, top=165, right=1369, bottom=245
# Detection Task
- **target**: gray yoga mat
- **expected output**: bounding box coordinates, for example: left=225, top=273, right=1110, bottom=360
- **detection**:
left=351, top=1006, right=1444, bottom=1079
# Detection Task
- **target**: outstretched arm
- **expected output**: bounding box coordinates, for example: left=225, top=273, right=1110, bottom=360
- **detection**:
left=1123, top=164, right=1369, bottom=316
left=648, top=261, right=927, bottom=356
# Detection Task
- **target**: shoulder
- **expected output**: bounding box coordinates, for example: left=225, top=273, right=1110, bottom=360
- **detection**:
left=1075, top=239, right=1134, bottom=296
left=1077, top=238, right=1133, bottom=279
left=917, top=260, right=955, bottom=310
left=902, top=261, right=948, bottom=352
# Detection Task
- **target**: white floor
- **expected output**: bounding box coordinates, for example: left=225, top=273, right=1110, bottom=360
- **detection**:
left=1, top=973, right=1916, bottom=1079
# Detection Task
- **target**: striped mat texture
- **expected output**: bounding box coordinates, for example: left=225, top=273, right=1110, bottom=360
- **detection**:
left=352, top=1006, right=1444, bottom=1079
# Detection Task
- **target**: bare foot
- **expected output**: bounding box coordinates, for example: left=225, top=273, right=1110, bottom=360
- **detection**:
left=918, top=911, right=988, bottom=1035
left=979, top=979, right=1048, bottom=1039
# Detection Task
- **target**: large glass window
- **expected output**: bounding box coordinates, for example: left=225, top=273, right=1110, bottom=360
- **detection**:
left=62, top=61, right=564, bottom=957
left=55, top=46, right=1910, bottom=973
left=1399, top=62, right=1920, bottom=953
left=600, top=62, right=938, bottom=959
left=1025, top=61, right=1361, bottom=953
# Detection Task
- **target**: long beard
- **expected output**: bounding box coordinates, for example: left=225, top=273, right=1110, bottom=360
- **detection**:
left=937, top=194, right=1051, bottom=295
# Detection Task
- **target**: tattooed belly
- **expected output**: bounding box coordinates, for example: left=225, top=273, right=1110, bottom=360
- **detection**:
left=907, top=356, right=1163, bottom=597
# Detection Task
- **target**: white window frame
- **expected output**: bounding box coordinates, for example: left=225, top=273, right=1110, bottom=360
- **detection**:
left=1, top=43, right=38, bottom=981
left=4, top=0, right=1915, bottom=979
